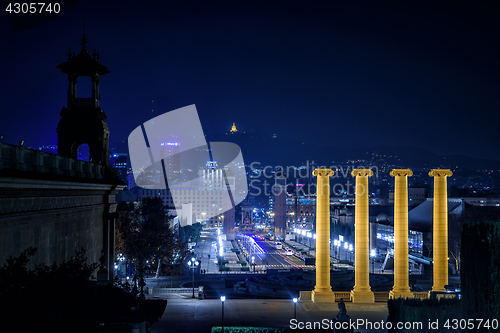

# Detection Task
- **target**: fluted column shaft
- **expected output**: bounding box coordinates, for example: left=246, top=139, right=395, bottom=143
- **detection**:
left=313, top=168, right=334, bottom=293
left=351, top=169, right=374, bottom=302
left=390, top=169, right=414, bottom=299
left=430, top=169, right=453, bottom=291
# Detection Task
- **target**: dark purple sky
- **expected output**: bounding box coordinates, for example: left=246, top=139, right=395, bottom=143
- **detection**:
left=1, top=1, right=499, bottom=160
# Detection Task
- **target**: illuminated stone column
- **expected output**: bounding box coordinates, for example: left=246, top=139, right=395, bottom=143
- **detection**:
left=311, top=168, right=335, bottom=303
left=351, top=169, right=375, bottom=303
left=389, top=169, right=414, bottom=299
left=429, top=169, right=453, bottom=292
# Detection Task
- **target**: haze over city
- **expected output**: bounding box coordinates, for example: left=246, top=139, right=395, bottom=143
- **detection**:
left=2, top=1, right=499, bottom=162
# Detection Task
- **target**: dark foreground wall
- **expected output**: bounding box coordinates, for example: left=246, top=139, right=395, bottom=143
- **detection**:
left=0, top=142, right=124, bottom=282
left=0, top=177, right=122, bottom=282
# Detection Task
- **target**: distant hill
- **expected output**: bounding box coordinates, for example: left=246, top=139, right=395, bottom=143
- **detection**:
left=205, top=132, right=500, bottom=171
left=365, top=145, right=500, bottom=170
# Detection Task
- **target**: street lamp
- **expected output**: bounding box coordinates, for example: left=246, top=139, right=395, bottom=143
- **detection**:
left=252, top=256, right=255, bottom=273
left=339, top=235, right=344, bottom=260
left=188, top=257, right=199, bottom=298
left=348, top=244, right=353, bottom=262
left=220, top=295, right=226, bottom=333
left=370, top=249, right=376, bottom=273
left=293, top=297, right=298, bottom=319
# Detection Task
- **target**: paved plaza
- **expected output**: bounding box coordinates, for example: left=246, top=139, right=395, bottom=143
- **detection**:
left=150, top=294, right=389, bottom=333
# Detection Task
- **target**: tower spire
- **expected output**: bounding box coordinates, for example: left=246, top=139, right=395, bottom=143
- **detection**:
left=81, top=17, right=88, bottom=50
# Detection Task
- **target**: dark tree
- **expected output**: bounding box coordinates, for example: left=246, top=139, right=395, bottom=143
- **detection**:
left=115, top=197, right=186, bottom=275
left=179, top=222, right=203, bottom=243
left=1, top=247, right=166, bottom=333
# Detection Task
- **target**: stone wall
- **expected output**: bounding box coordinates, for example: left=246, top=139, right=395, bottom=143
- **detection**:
left=0, top=173, right=123, bottom=282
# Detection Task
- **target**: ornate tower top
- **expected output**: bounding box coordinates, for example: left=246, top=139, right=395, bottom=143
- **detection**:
left=57, top=33, right=110, bottom=109
left=56, top=34, right=111, bottom=166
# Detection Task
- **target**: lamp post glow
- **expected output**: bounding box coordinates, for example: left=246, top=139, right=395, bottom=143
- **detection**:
left=293, top=297, right=298, bottom=319
left=349, top=244, right=353, bottom=262
left=188, top=257, right=199, bottom=298
left=371, top=249, right=376, bottom=274
left=220, top=296, right=226, bottom=333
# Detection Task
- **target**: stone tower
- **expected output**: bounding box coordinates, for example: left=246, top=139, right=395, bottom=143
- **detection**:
left=56, top=33, right=111, bottom=165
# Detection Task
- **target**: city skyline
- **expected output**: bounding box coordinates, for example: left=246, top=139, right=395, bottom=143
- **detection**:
left=2, top=1, right=499, bottom=162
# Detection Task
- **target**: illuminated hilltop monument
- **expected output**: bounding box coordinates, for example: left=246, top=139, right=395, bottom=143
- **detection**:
left=230, top=123, right=237, bottom=133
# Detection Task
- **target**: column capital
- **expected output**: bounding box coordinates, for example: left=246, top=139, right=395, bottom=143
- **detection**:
left=429, top=169, right=453, bottom=177
left=351, top=168, right=374, bottom=177
left=313, top=168, right=334, bottom=177
left=390, top=169, right=413, bottom=177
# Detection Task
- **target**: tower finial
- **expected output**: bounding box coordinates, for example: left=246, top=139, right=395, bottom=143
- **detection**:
left=81, top=17, right=88, bottom=50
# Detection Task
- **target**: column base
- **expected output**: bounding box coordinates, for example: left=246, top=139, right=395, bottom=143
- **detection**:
left=389, top=289, right=414, bottom=299
left=299, top=290, right=312, bottom=301
left=311, top=290, right=336, bottom=303
left=432, top=285, right=446, bottom=292
left=350, top=289, right=374, bottom=303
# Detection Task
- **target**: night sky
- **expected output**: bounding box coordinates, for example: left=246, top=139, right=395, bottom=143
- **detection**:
left=1, top=1, right=499, bottom=161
